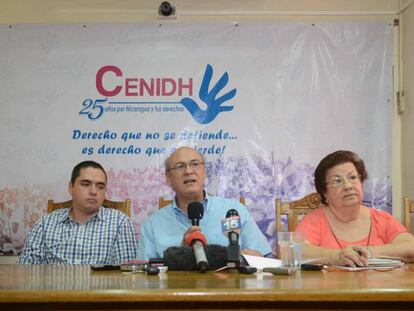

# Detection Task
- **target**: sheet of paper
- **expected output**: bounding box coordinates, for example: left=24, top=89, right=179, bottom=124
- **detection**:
left=242, top=255, right=323, bottom=270
left=242, top=255, right=282, bottom=270
left=368, top=258, right=403, bottom=267
left=327, top=258, right=404, bottom=272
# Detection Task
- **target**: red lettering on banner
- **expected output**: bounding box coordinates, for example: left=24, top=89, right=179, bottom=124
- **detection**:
left=156, top=78, right=161, bottom=96
left=125, top=78, right=138, bottom=96
left=95, top=66, right=193, bottom=97
left=96, top=65, right=123, bottom=97
left=162, top=78, right=176, bottom=96
left=140, top=79, right=154, bottom=96
left=178, top=78, right=192, bottom=96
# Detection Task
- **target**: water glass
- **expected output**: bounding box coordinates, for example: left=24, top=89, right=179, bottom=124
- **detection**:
left=277, top=232, right=304, bottom=269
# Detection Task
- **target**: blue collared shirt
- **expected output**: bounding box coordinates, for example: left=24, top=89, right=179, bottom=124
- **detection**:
left=19, top=207, right=137, bottom=264
left=137, top=194, right=271, bottom=260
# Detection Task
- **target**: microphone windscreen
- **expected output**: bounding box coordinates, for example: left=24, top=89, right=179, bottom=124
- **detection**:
left=164, top=246, right=195, bottom=271
left=164, top=245, right=228, bottom=271
left=226, top=209, right=239, bottom=218
left=205, top=244, right=228, bottom=269
left=188, top=202, right=204, bottom=220
left=184, top=231, right=207, bottom=246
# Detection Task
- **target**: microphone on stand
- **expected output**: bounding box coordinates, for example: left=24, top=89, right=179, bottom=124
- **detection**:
left=187, top=202, right=208, bottom=272
left=222, top=209, right=241, bottom=268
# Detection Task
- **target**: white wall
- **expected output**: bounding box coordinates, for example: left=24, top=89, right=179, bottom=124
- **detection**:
left=0, top=0, right=401, bottom=23
left=402, top=1, right=414, bottom=229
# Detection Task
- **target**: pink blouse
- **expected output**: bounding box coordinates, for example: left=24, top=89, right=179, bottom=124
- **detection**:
left=295, top=207, right=407, bottom=249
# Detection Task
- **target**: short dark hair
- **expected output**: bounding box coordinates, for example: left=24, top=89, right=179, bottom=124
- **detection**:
left=314, top=150, right=367, bottom=205
left=70, top=161, right=107, bottom=184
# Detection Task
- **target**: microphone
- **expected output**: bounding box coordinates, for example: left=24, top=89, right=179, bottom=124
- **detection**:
left=188, top=202, right=204, bottom=225
left=186, top=202, right=208, bottom=272
left=222, top=209, right=241, bottom=268
left=185, top=231, right=208, bottom=272
left=163, top=246, right=194, bottom=271
left=164, top=245, right=228, bottom=271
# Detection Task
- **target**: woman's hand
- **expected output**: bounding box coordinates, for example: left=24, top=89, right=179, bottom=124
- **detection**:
left=334, top=245, right=370, bottom=267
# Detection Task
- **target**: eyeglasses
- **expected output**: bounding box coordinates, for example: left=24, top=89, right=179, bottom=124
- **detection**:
left=325, top=174, right=361, bottom=188
left=167, top=160, right=205, bottom=173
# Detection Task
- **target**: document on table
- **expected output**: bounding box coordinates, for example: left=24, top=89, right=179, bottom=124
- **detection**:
left=329, top=257, right=404, bottom=271
left=242, top=255, right=282, bottom=270
left=242, top=255, right=322, bottom=270
left=367, top=258, right=403, bottom=267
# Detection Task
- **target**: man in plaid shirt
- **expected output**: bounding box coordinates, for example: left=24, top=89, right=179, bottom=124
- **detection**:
left=19, top=161, right=137, bottom=264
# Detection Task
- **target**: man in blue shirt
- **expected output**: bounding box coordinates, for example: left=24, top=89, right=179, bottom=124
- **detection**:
left=19, top=161, right=137, bottom=264
left=138, top=146, right=271, bottom=260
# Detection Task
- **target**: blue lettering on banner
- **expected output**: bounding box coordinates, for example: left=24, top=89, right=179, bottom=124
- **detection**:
left=145, top=132, right=160, bottom=140
left=71, top=130, right=236, bottom=157
left=125, top=106, right=151, bottom=113
left=163, top=132, right=176, bottom=140
left=82, top=147, right=94, bottom=155
left=145, top=147, right=166, bottom=157
left=72, top=130, right=117, bottom=140
left=194, top=145, right=226, bottom=155
left=121, top=132, right=142, bottom=142
left=79, top=98, right=107, bottom=120
left=98, top=144, right=142, bottom=155
left=179, top=129, right=237, bottom=142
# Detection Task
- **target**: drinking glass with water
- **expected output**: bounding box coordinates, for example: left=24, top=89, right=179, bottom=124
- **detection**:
left=277, top=232, right=304, bottom=269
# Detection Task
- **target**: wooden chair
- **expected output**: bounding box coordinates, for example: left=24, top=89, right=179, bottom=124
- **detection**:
left=158, top=196, right=246, bottom=209
left=159, top=197, right=173, bottom=209
left=404, top=197, right=414, bottom=232
left=239, top=197, right=246, bottom=206
left=47, top=198, right=131, bottom=217
left=275, top=192, right=322, bottom=233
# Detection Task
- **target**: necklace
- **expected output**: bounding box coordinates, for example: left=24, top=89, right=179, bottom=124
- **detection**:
left=328, top=218, right=372, bottom=249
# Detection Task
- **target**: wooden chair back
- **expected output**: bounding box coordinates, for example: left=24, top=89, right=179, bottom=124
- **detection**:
left=275, top=192, right=322, bottom=232
left=47, top=198, right=131, bottom=217
left=159, top=197, right=173, bottom=209
left=404, top=197, right=414, bottom=232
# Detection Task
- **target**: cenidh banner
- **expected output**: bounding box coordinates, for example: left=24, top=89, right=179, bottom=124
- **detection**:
left=0, top=22, right=393, bottom=255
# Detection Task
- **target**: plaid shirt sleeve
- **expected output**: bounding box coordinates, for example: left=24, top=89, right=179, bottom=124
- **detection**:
left=112, top=215, right=138, bottom=264
left=18, top=217, right=46, bottom=264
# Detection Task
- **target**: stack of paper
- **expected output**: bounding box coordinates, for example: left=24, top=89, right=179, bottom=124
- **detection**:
left=367, top=257, right=404, bottom=267
left=331, top=257, right=404, bottom=271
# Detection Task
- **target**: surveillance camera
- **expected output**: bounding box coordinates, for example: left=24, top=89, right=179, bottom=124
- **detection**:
left=159, top=1, right=175, bottom=17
